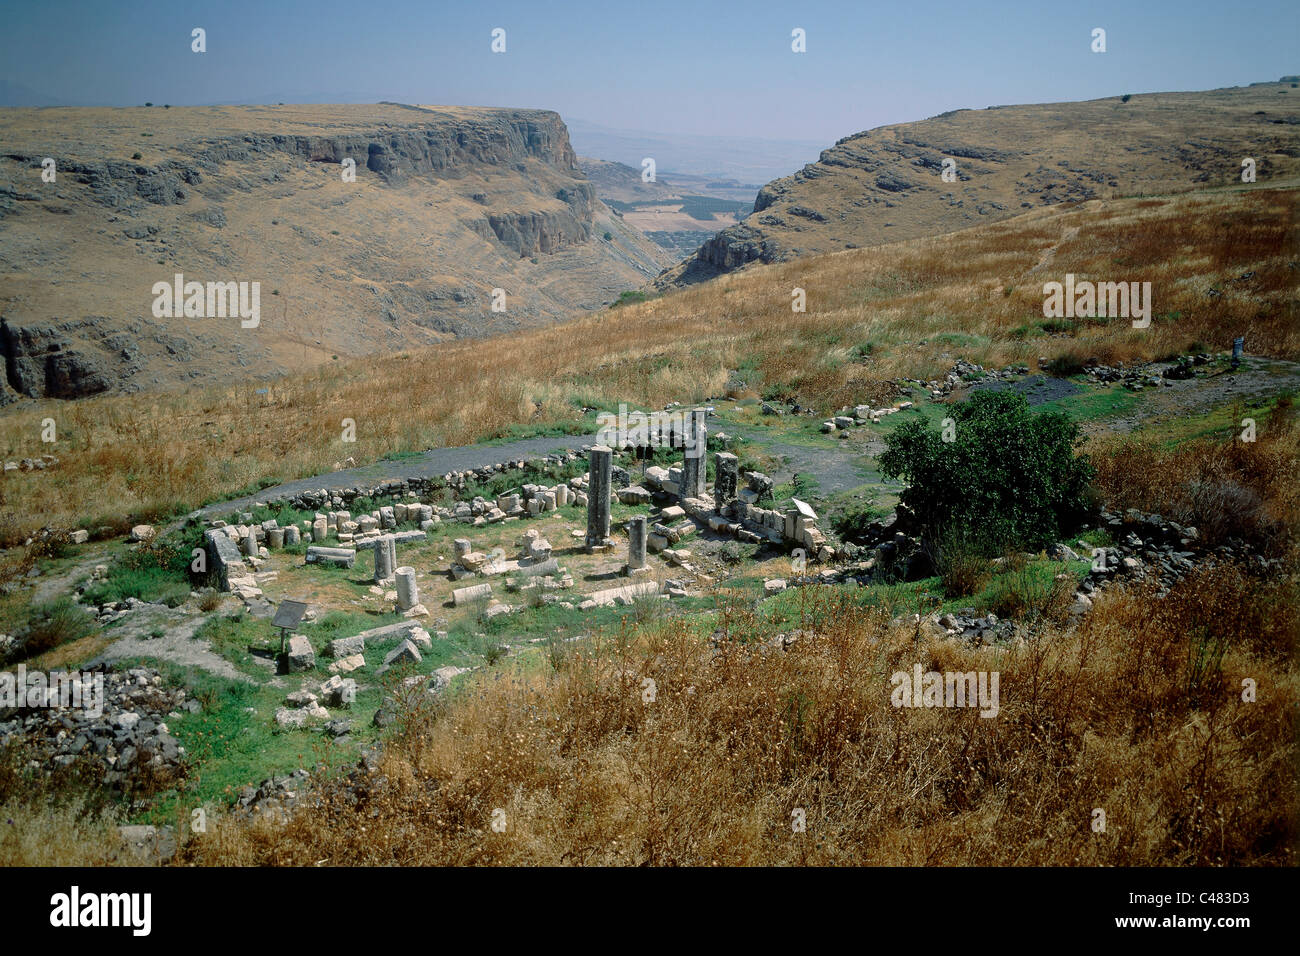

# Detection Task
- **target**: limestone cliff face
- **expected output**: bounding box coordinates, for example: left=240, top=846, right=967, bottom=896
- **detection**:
left=658, top=81, right=1300, bottom=287
left=1, top=319, right=114, bottom=401
left=0, top=103, right=672, bottom=399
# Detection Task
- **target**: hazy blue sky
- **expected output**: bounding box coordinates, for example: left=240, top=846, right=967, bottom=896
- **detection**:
left=2, top=0, right=1296, bottom=144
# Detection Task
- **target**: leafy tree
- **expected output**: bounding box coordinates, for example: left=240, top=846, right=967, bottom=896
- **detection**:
left=879, top=390, right=1094, bottom=551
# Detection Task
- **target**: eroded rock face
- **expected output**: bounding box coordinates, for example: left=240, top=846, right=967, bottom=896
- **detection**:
left=0, top=104, right=671, bottom=398
left=671, top=225, right=785, bottom=284
left=0, top=319, right=115, bottom=399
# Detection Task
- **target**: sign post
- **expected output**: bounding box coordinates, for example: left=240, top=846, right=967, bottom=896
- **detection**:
left=270, top=600, right=309, bottom=665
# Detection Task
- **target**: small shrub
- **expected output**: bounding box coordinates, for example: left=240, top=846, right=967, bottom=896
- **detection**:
left=612, top=290, right=650, bottom=308
left=979, top=567, right=1072, bottom=622
left=928, top=529, right=991, bottom=598
left=631, top=590, right=664, bottom=625
left=478, top=636, right=507, bottom=666
left=1039, top=319, right=1077, bottom=335
left=1044, top=351, right=1089, bottom=376
left=718, top=541, right=745, bottom=565
left=11, top=598, right=98, bottom=661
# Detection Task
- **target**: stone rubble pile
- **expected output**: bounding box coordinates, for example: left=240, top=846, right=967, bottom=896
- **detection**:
left=0, top=664, right=195, bottom=790
left=892, top=360, right=1030, bottom=401
left=1083, top=354, right=1211, bottom=390
left=1, top=454, right=59, bottom=475
left=822, top=400, right=916, bottom=433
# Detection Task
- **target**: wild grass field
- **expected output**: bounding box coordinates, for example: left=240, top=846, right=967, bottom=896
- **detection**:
left=0, top=185, right=1294, bottom=546
left=0, top=177, right=1296, bottom=868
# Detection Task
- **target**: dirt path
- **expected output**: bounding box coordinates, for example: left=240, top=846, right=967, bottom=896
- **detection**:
left=189, top=357, right=1298, bottom=521
left=30, top=543, right=116, bottom=605
left=1101, top=357, right=1300, bottom=434
left=89, top=604, right=251, bottom=682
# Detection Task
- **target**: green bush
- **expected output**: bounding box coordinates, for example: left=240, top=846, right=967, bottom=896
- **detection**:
left=879, top=390, right=1094, bottom=552
left=612, top=290, right=650, bottom=308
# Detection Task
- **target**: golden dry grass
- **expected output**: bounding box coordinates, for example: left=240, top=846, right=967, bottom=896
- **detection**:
left=1090, top=397, right=1300, bottom=553
left=158, top=557, right=1298, bottom=867
left=1, top=186, right=1295, bottom=544
left=2, top=390, right=1296, bottom=867
left=0, top=796, right=123, bottom=866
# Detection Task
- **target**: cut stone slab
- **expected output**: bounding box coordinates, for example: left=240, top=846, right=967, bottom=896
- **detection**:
left=319, top=675, right=357, bottom=708
left=306, top=545, right=356, bottom=568
left=286, top=635, right=316, bottom=672
left=583, top=580, right=660, bottom=608
left=383, top=639, right=422, bottom=667
left=617, top=486, right=652, bottom=505
left=349, top=619, right=426, bottom=646
left=326, top=635, right=366, bottom=658
left=327, top=653, right=365, bottom=675
left=275, top=704, right=328, bottom=728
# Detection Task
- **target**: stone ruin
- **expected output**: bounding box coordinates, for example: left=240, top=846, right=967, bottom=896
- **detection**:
left=199, top=409, right=833, bottom=635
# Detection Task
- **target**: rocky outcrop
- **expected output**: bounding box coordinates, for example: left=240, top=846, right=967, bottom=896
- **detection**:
left=1, top=318, right=116, bottom=399
left=486, top=183, right=596, bottom=257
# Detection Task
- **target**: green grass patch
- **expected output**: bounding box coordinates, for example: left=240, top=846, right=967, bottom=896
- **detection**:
left=82, top=541, right=193, bottom=608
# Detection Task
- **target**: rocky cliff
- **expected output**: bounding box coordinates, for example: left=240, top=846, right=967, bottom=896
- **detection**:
left=660, top=81, right=1300, bottom=287
left=0, top=103, right=671, bottom=399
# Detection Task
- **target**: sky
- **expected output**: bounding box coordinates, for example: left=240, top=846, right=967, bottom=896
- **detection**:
left=2, top=0, right=1296, bottom=148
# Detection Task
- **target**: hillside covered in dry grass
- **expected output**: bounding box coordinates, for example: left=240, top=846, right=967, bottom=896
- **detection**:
left=0, top=183, right=1294, bottom=544
left=661, top=80, right=1300, bottom=285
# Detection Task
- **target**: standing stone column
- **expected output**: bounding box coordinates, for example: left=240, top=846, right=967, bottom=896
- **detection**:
left=626, top=515, right=647, bottom=571
left=586, top=445, right=613, bottom=550
left=374, top=535, right=395, bottom=583
left=268, top=528, right=285, bottom=549
left=283, top=525, right=300, bottom=546
left=242, top=532, right=259, bottom=558
left=714, top=451, right=739, bottom=513
left=312, top=516, right=328, bottom=543
left=679, top=408, right=708, bottom=501
left=395, top=567, right=419, bottom=611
